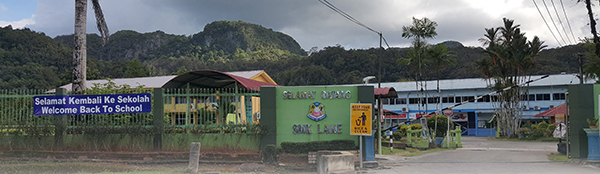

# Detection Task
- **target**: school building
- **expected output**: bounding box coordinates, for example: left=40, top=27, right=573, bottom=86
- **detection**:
left=374, top=73, right=596, bottom=136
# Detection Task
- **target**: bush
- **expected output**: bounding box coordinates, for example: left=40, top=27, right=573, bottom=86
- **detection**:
left=529, top=121, right=555, bottom=138
left=263, top=144, right=280, bottom=164
left=280, top=140, right=356, bottom=154
left=517, top=127, right=531, bottom=136
left=391, top=131, right=403, bottom=140
left=395, top=124, right=423, bottom=140
left=546, top=124, right=556, bottom=137
left=426, top=115, right=453, bottom=137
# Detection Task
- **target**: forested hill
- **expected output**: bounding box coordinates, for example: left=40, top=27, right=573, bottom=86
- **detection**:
left=53, top=20, right=306, bottom=61
left=0, top=21, right=589, bottom=90
left=0, top=26, right=72, bottom=89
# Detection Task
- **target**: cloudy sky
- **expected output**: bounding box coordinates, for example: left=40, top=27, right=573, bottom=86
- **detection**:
left=0, top=0, right=594, bottom=50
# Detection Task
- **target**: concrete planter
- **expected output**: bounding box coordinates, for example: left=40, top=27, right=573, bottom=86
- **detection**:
left=583, top=128, right=600, bottom=161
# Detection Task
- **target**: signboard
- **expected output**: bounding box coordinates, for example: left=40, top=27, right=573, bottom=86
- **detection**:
left=450, top=113, right=468, bottom=122
left=409, top=113, right=428, bottom=119
left=384, top=113, right=407, bottom=119
left=443, top=109, right=453, bottom=116
left=350, top=103, right=372, bottom=136
left=33, top=93, right=152, bottom=115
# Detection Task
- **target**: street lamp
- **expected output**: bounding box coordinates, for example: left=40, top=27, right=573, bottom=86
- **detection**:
left=363, top=76, right=376, bottom=84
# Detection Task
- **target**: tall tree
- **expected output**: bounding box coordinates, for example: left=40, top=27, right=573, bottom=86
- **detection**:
left=579, top=0, right=600, bottom=57
left=73, top=0, right=109, bottom=94
left=400, top=17, right=438, bottom=117
left=477, top=18, right=547, bottom=137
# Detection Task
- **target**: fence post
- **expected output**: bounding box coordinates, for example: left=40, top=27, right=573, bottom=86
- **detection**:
left=153, top=88, right=164, bottom=150
left=54, top=88, right=66, bottom=149
left=187, top=142, right=201, bottom=173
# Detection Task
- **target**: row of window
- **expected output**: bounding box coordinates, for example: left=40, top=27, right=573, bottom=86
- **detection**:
left=382, top=93, right=566, bottom=105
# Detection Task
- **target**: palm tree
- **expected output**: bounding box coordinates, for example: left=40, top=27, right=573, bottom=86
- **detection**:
left=73, top=0, right=110, bottom=94
left=476, top=18, right=547, bottom=137
left=426, top=44, right=456, bottom=94
left=401, top=17, right=438, bottom=116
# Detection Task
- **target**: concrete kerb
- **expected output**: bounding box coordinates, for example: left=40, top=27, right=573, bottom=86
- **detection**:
left=317, top=151, right=355, bottom=174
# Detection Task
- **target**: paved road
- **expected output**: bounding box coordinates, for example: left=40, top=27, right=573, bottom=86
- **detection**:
left=363, top=137, right=599, bottom=174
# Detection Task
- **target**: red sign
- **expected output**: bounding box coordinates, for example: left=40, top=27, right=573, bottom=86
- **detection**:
left=384, top=113, right=407, bottom=119
left=443, top=109, right=453, bottom=116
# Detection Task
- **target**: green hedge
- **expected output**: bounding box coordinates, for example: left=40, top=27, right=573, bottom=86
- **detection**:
left=262, top=144, right=280, bottom=164
left=280, top=140, right=357, bottom=154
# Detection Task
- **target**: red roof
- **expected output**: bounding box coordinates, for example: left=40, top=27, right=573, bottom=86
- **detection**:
left=375, top=87, right=398, bottom=98
left=534, top=103, right=567, bottom=117
left=162, top=69, right=279, bottom=90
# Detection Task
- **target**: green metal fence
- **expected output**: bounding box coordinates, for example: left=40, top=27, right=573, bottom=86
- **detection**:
left=163, top=88, right=260, bottom=126
left=0, top=87, right=262, bottom=151
left=0, top=89, right=53, bottom=135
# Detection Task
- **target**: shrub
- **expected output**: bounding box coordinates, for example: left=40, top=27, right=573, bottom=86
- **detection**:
left=410, top=124, right=423, bottom=130
left=546, top=124, right=556, bottom=137
left=263, top=144, right=280, bottom=164
left=529, top=121, right=555, bottom=138
left=280, top=140, right=357, bottom=154
left=426, top=115, right=453, bottom=137
left=395, top=124, right=423, bottom=139
left=517, top=127, right=531, bottom=136
left=391, top=131, right=403, bottom=140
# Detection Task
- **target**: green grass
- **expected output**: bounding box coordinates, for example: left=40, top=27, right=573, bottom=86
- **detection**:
left=548, top=153, right=571, bottom=162
left=381, top=146, right=452, bottom=157
left=402, top=148, right=452, bottom=157
left=489, top=137, right=560, bottom=142
left=381, top=147, right=418, bottom=155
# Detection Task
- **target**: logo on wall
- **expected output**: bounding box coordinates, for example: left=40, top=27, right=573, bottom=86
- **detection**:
left=307, top=102, right=327, bottom=121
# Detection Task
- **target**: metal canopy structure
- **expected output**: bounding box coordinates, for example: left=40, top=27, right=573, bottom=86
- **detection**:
left=534, top=103, right=567, bottom=117
left=374, top=87, right=397, bottom=98
left=161, top=69, right=278, bottom=90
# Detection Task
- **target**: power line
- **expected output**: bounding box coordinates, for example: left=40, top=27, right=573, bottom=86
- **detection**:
left=533, top=0, right=563, bottom=47
left=560, top=0, right=577, bottom=42
left=317, top=0, right=392, bottom=49
left=551, top=0, right=574, bottom=44
left=318, top=0, right=379, bottom=34
left=542, top=0, right=568, bottom=45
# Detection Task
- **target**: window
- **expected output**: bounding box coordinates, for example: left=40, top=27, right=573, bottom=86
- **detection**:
left=427, top=97, right=439, bottom=104
left=476, top=94, right=488, bottom=102
left=528, top=94, right=535, bottom=101
left=464, top=96, right=475, bottom=102
left=536, top=94, right=550, bottom=101
left=395, top=98, right=407, bottom=104
left=491, top=95, right=499, bottom=102
left=553, top=93, right=566, bottom=100
left=382, top=99, right=390, bottom=105
left=481, top=95, right=490, bottom=102
left=455, top=96, right=463, bottom=102
left=409, top=98, right=420, bottom=104
left=442, top=96, right=455, bottom=103
left=477, top=120, right=487, bottom=128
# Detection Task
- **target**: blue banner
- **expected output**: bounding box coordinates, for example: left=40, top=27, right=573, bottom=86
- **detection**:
left=33, top=93, right=152, bottom=115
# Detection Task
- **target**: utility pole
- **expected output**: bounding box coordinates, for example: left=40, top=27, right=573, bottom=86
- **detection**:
left=578, top=53, right=584, bottom=84
left=377, top=33, right=383, bottom=155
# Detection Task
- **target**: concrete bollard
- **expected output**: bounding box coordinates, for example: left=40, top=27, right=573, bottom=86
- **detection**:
left=187, top=142, right=201, bottom=173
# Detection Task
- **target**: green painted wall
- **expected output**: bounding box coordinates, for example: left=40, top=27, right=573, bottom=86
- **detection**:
left=275, top=86, right=359, bottom=146
left=568, top=84, right=596, bottom=159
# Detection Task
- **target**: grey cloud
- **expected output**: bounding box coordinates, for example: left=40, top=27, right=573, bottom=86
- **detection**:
left=27, top=0, right=593, bottom=50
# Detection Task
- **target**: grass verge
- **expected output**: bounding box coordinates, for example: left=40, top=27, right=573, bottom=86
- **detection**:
left=402, top=148, right=452, bottom=157
left=381, top=147, right=452, bottom=157
left=489, top=137, right=559, bottom=142
left=548, top=153, right=571, bottom=162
